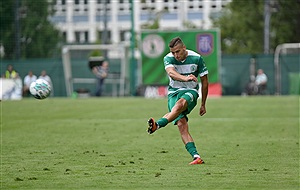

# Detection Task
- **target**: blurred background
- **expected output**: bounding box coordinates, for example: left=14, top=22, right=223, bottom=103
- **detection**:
left=1, top=0, right=299, bottom=99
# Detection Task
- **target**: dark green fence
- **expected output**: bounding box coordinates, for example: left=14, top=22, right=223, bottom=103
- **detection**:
left=1, top=54, right=299, bottom=96
left=1, top=58, right=66, bottom=96
left=221, top=54, right=299, bottom=95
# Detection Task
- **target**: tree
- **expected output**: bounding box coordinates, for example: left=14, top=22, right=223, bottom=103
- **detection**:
left=0, top=0, right=15, bottom=58
left=0, top=0, right=61, bottom=59
left=141, top=9, right=168, bottom=29
left=212, top=0, right=300, bottom=54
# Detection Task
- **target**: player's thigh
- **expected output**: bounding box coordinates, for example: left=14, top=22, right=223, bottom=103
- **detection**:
left=167, top=91, right=189, bottom=111
left=167, top=94, right=178, bottom=112
left=181, top=90, right=198, bottom=114
left=168, top=90, right=198, bottom=113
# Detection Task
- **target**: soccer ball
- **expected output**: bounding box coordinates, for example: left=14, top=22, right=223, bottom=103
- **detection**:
left=29, top=79, right=52, bottom=99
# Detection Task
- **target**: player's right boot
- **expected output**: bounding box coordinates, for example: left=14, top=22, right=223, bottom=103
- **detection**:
left=189, top=157, right=205, bottom=165
left=147, top=118, right=158, bottom=134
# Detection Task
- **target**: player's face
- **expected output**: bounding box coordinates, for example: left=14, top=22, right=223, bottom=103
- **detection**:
left=170, top=44, right=187, bottom=61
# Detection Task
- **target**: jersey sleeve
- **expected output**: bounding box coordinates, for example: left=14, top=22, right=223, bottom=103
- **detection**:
left=163, top=53, right=175, bottom=70
left=198, top=56, right=208, bottom=77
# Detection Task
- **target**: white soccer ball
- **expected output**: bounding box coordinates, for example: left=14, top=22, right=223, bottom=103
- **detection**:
left=29, top=79, right=52, bottom=99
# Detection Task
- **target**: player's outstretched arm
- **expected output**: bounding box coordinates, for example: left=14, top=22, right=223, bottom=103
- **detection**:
left=199, top=75, right=208, bottom=116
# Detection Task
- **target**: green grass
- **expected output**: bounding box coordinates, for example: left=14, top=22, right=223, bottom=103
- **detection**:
left=1, top=96, right=299, bottom=189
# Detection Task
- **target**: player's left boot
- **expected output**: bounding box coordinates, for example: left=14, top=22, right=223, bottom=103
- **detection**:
left=147, top=118, right=158, bottom=134
left=189, top=157, right=205, bottom=165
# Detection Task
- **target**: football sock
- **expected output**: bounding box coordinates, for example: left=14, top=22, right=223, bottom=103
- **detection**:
left=185, top=142, right=200, bottom=158
left=156, top=118, right=168, bottom=128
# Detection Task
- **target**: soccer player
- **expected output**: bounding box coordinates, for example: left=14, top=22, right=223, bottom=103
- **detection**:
left=147, top=37, right=209, bottom=165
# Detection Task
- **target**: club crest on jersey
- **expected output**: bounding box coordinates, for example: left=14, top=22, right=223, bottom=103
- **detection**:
left=191, top=65, right=197, bottom=72
left=197, top=34, right=214, bottom=55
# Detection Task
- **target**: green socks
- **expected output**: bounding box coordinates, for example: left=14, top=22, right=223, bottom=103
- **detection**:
left=185, top=142, right=200, bottom=158
left=155, top=119, right=200, bottom=159
left=156, top=118, right=168, bottom=128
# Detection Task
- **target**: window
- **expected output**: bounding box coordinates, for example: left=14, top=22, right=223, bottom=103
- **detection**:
left=188, top=0, right=204, bottom=11
left=84, top=31, right=88, bottom=42
left=120, top=30, right=131, bottom=42
left=75, top=31, right=89, bottom=43
left=75, top=32, right=81, bottom=43
left=98, top=30, right=111, bottom=44
left=62, top=32, right=67, bottom=43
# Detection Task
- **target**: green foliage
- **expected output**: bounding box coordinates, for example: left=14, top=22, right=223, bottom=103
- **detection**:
left=141, top=18, right=160, bottom=30
left=212, top=0, right=300, bottom=54
left=0, top=0, right=15, bottom=58
left=141, top=9, right=168, bottom=30
left=0, top=0, right=61, bottom=59
left=89, top=50, right=102, bottom=57
left=183, top=20, right=197, bottom=29
left=271, top=0, right=300, bottom=45
left=1, top=97, right=299, bottom=189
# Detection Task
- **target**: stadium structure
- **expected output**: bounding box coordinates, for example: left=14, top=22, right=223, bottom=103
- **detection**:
left=50, top=0, right=231, bottom=44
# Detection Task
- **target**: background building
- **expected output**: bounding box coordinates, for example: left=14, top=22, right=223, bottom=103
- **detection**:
left=50, top=0, right=231, bottom=44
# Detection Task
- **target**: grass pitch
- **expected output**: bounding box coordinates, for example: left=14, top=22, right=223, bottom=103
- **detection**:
left=1, top=96, right=299, bottom=189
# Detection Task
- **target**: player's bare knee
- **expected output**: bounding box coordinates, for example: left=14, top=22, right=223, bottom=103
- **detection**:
left=174, top=99, right=187, bottom=112
left=177, top=119, right=188, bottom=133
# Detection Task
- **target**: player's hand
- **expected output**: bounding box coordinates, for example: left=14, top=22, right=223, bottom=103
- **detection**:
left=199, top=105, right=206, bottom=116
left=186, top=74, right=198, bottom=82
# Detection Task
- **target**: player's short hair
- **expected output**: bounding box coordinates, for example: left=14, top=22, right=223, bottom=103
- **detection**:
left=169, top=37, right=185, bottom=48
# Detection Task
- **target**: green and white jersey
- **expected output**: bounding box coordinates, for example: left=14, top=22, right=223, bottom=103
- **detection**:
left=164, top=49, right=208, bottom=94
